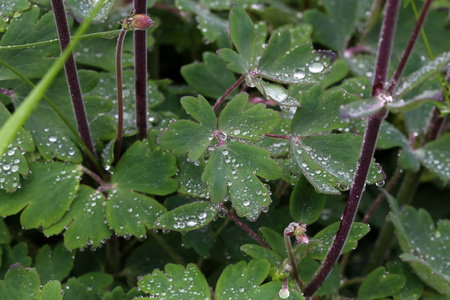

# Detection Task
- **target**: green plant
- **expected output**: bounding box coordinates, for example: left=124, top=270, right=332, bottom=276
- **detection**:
left=0, top=0, right=449, bottom=299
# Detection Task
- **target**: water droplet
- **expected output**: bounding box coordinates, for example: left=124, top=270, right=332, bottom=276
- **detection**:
left=308, top=62, right=324, bottom=73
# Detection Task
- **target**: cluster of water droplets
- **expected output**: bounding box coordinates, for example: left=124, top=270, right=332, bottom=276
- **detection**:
left=0, top=146, right=25, bottom=191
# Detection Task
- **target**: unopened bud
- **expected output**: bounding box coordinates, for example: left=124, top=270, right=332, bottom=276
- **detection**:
left=130, top=14, right=154, bottom=30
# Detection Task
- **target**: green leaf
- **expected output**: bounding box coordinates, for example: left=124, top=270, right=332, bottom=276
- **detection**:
left=112, top=141, right=178, bottom=195
left=176, top=0, right=231, bottom=47
left=155, top=202, right=218, bottom=231
left=14, top=70, right=101, bottom=163
left=43, top=185, right=113, bottom=249
left=387, top=260, right=424, bottom=300
left=0, top=8, right=59, bottom=80
left=175, top=155, right=208, bottom=198
left=290, top=174, right=327, bottom=225
left=394, top=51, right=450, bottom=97
left=304, top=0, right=358, bottom=52
left=65, top=0, right=114, bottom=23
left=240, top=244, right=283, bottom=267
left=107, top=141, right=175, bottom=237
left=41, top=281, right=63, bottom=300
left=298, top=256, right=340, bottom=296
left=290, top=134, right=384, bottom=194
left=386, top=191, right=450, bottom=294
left=87, top=71, right=164, bottom=135
left=138, top=263, right=211, bottom=299
left=228, top=6, right=257, bottom=73
left=159, top=95, right=216, bottom=161
left=322, top=59, right=350, bottom=88
left=203, top=142, right=283, bottom=220
left=0, top=0, right=30, bottom=17
left=260, top=227, right=286, bottom=258
left=215, top=259, right=281, bottom=300
left=340, top=97, right=385, bottom=119
left=308, top=222, right=370, bottom=259
left=358, top=267, right=406, bottom=300
left=182, top=226, right=216, bottom=256
left=292, top=85, right=357, bottom=136
left=415, top=134, right=450, bottom=183
left=257, top=41, right=334, bottom=85
left=0, top=243, right=32, bottom=278
left=0, top=263, right=62, bottom=299
left=0, top=162, right=81, bottom=229
left=0, top=219, right=11, bottom=244
left=34, top=244, right=74, bottom=283
left=218, top=93, right=282, bottom=141
left=218, top=7, right=334, bottom=85
left=181, top=52, right=237, bottom=99
left=0, top=103, right=34, bottom=192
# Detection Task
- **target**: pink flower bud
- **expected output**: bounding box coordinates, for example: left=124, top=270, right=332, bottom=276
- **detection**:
left=131, top=14, right=154, bottom=30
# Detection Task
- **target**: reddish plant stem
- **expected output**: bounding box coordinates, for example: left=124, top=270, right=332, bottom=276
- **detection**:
left=51, top=0, right=98, bottom=160
left=387, top=0, right=433, bottom=94
left=213, top=75, right=246, bottom=112
left=134, top=0, right=148, bottom=140
left=362, top=167, right=402, bottom=224
left=265, top=133, right=290, bottom=139
left=284, top=234, right=304, bottom=290
left=114, top=28, right=128, bottom=165
left=219, top=204, right=271, bottom=249
left=80, top=165, right=107, bottom=187
left=303, top=0, right=401, bottom=297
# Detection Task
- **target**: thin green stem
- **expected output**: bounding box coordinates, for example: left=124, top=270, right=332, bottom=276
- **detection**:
left=0, top=30, right=121, bottom=51
left=149, top=231, right=185, bottom=265
left=114, top=27, right=129, bottom=165
left=0, top=0, right=107, bottom=157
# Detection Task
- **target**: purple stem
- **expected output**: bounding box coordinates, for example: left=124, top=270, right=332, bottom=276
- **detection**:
left=219, top=204, right=271, bottom=249
left=134, top=0, right=148, bottom=140
left=213, top=75, right=246, bottom=111
left=387, top=0, right=433, bottom=94
left=114, top=28, right=128, bottom=165
left=303, top=0, right=401, bottom=297
left=51, top=0, right=97, bottom=160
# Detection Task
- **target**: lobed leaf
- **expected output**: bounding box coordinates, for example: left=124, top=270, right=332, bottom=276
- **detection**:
left=138, top=263, right=211, bottom=299
left=203, top=142, right=283, bottom=220
left=240, top=244, right=283, bottom=267
left=155, top=202, right=218, bottom=231
left=215, top=259, right=281, bottom=300
left=358, top=267, right=406, bottom=300
left=0, top=263, right=62, bottom=300
left=0, top=8, right=59, bottom=80
left=0, top=162, right=81, bottom=229
left=181, top=52, right=237, bottom=99
left=34, top=244, right=74, bottom=284
left=43, top=185, right=113, bottom=249
left=290, top=134, right=384, bottom=194
left=292, top=85, right=358, bottom=136
left=304, top=0, right=358, bottom=52
left=415, top=134, right=450, bottom=183
left=308, top=222, right=370, bottom=260
left=175, top=155, right=208, bottom=198
left=290, top=174, right=327, bottom=225
left=387, top=191, right=450, bottom=294
left=218, top=93, right=282, bottom=141
left=65, top=0, right=114, bottom=23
